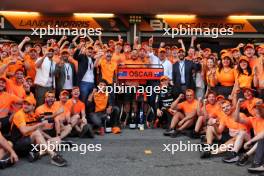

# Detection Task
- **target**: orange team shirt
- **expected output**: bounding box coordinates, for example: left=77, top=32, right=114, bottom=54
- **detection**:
left=2, top=57, right=24, bottom=76
left=94, top=92, right=108, bottom=112
left=220, top=112, right=250, bottom=132
left=241, top=97, right=264, bottom=117
left=65, top=99, right=85, bottom=115
left=11, top=109, right=38, bottom=136
left=24, top=55, right=36, bottom=81
left=35, top=102, right=61, bottom=129
left=0, top=92, right=21, bottom=118
left=177, top=100, right=198, bottom=114
left=234, top=70, right=253, bottom=88
left=205, top=103, right=219, bottom=118
left=99, top=57, right=117, bottom=84
left=112, top=52, right=126, bottom=65
left=216, top=68, right=236, bottom=86
left=247, top=116, right=264, bottom=135
left=5, top=78, right=26, bottom=99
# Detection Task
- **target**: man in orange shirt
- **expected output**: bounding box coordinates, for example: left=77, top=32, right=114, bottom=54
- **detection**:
left=194, top=91, right=219, bottom=137
left=35, top=91, right=64, bottom=138
left=200, top=100, right=251, bottom=162
left=88, top=80, right=121, bottom=135
left=244, top=44, right=258, bottom=69
left=0, top=77, right=22, bottom=135
left=96, top=48, right=117, bottom=85
left=65, top=87, right=94, bottom=138
left=164, top=89, right=198, bottom=137
left=240, top=88, right=264, bottom=117
left=11, top=96, right=67, bottom=167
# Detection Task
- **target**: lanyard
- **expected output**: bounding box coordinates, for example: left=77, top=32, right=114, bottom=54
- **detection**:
left=179, top=61, right=185, bottom=75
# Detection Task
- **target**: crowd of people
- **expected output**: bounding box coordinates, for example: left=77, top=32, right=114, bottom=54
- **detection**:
left=0, top=34, right=263, bottom=173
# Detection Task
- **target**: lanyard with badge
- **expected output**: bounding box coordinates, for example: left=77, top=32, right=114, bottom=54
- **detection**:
left=65, top=64, right=70, bottom=80
left=179, top=61, right=185, bottom=76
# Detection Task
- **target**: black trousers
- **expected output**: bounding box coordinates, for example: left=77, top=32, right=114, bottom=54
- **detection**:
left=253, top=138, right=264, bottom=165
left=89, top=106, right=120, bottom=128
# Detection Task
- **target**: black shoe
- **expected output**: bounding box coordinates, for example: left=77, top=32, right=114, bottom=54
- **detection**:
left=191, top=130, right=200, bottom=139
left=200, top=151, right=211, bottom=159
left=61, top=140, right=73, bottom=148
left=223, top=152, right=239, bottom=163
left=51, top=154, right=67, bottom=167
left=170, top=130, right=179, bottom=138
left=79, top=124, right=94, bottom=138
left=163, top=129, right=175, bottom=136
left=28, top=151, right=40, bottom=162
left=237, top=153, right=249, bottom=166
left=248, top=163, right=264, bottom=173
left=0, top=156, right=13, bottom=169
left=200, top=135, right=206, bottom=143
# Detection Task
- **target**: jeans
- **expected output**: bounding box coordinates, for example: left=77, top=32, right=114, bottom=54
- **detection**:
left=79, top=81, right=94, bottom=105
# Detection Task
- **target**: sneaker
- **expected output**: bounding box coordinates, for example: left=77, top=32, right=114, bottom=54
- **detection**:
left=79, top=124, right=94, bottom=138
left=200, top=151, right=211, bottom=159
left=28, top=151, right=40, bottom=162
left=0, top=156, right=13, bottom=169
left=61, top=140, right=73, bottom=148
left=237, top=153, right=249, bottom=166
left=191, top=130, right=200, bottom=139
left=248, top=163, right=264, bottom=173
left=163, top=129, right=175, bottom=136
left=170, top=130, right=179, bottom=138
left=200, top=135, right=206, bottom=143
left=51, top=154, right=67, bottom=167
left=222, top=152, right=239, bottom=163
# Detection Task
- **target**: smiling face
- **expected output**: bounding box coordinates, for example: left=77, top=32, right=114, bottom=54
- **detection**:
left=45, top=92, right=55, bottom=107
left=185, top=90, right=195, bottom=102
left=239, top=60, right=248, bottom=70
left=207, top=58, right=214, bottom=68
left=207, top=93, right=216, bottom=105
left=222, top=57, right=231, bottom=67
left=243, top=89, right=253, bottom=100
left=244, top=48, right=255, bottom=58
left=221, top=101, right=233, bottom=115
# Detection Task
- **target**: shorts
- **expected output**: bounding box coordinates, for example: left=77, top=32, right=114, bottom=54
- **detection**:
left=13, top=136, right=33, bottom=156
left=44, top=128, right=57, bottom=137
left=0, top=116, right=10, bottom=135
left=220, top=130, right=232, bottom=143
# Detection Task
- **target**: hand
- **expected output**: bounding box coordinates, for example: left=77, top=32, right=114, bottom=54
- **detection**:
left=62, top=36, right=67, bottom=40
left=92, top=88, right=97, bottom=94
left=160, top=42, right=165, bottom=48
left=24, top=36, right=30, bottom=42
left=237, top=98, right=245, bottom=105
left=10, top=151, right=19, bottom=163
left=191, top=36, right=197, bottom=40
left=196, top=44, right=201, bottom=49
left=72, top=98, right=77, bottom=105
left=106, top=106, right=112, bottom=114
left=134, top=36, right=139, bottom=44
left=149, top=35, right=153, bottom=46
left=168, top=108, right=176, bottom=115
left=244, top=141, right=252, bottom=149
left=178, top=93, right=185, bottom=100
left=178, top=39, right=183, bottom=43
left=157, top=109, right=163, bottom=117
left=203, top=98, right=208, bottom=104
left=256, top=100, right=263, bottom=106
left=238, top=43, right=244, bottom=48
